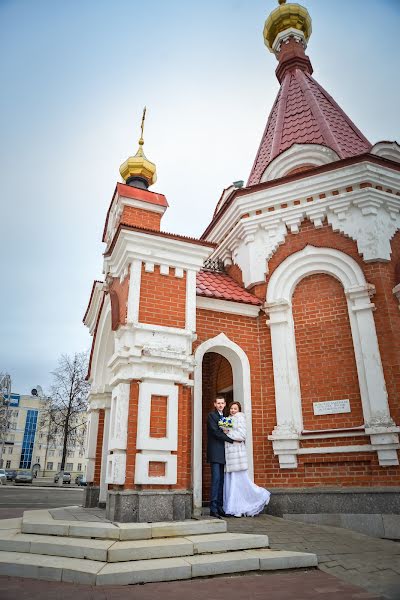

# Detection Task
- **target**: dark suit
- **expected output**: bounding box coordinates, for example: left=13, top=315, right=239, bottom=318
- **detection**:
left=207, top=410, right=234, bottom=514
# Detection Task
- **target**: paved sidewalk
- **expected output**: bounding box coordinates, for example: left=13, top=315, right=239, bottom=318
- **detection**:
left=0, top=570, right=383, bottom=599
left=49, top=507, right=400, bottom=599
left=227, top=514, right=400, bottom=600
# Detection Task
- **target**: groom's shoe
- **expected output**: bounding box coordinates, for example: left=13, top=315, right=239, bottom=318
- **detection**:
left=218, top=510, right=230, bottom=518
left=210, top=512, right=222, bottom=519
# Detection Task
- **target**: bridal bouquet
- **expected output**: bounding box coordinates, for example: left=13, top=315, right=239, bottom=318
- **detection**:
left=218, top=416, right=233, bottom=429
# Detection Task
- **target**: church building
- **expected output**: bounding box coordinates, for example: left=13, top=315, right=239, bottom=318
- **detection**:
left=83, top=0, right=400, bottom=522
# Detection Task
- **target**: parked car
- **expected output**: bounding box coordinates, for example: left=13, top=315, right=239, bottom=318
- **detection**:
left=75, top=474, right=87, bottom=486
left=5, top=469, right=17, bottom=481
left=14, top=470, right=33, bottom=484
left=0, top=469, right=6, bottom=484
left=54, top=471, right=71, bottom=484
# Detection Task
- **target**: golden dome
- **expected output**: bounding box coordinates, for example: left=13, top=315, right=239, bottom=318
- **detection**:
left=264, top=1, right=312, bottom=53
left=119, top=108, right=157, bottom=187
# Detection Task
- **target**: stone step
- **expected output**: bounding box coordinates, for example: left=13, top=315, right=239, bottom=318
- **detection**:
left=0, top=548, right=317, bottom=586
left=22, top=510, right=227, bottom=540
left=0, top=530, right=269, bottom=563
left=187, top=532, right=269, bottom=554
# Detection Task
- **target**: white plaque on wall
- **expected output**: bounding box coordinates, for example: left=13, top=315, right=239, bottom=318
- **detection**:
left=313, top=399, right=351, bottom=415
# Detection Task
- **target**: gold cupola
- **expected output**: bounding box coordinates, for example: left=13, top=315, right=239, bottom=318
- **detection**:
left=264, top=0, right=312, bottom=55
left=119, top=107, right=157, bottom=189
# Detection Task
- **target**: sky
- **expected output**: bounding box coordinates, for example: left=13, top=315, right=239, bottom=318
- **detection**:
left=0, top=0, right=399, bottom=395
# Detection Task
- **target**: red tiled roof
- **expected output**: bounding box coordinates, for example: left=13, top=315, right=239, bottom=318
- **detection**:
left=247, top=42, right=371, bottom=186
left=196, top=270, right=262, bottom=306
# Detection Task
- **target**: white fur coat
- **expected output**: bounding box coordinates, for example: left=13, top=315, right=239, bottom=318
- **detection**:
left=225, top=412, right=248, bottom=473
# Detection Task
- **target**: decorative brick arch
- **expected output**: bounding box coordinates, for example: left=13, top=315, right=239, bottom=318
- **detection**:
left=193, top=333, right=254, bottom=514
left=266, top=245, right=399, bottom=468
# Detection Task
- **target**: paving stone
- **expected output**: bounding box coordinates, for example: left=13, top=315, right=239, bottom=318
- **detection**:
left=0, top=530, right=31, bottom=553
left=108, top=537, right=193, bottom=562
left=21, top=521, right=70, bottom=536
left=27, top=534, right=114, bottom=561
left=185, top=532, right=269, bottom=554
left=185, top=550, right=260, bottom=577
left=96, top=557, right=191, bottom=586
left=151, top=519, right=226, bottom=538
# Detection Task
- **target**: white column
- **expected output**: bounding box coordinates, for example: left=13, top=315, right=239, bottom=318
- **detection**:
left=266, top=300, right=302, bottom=468
left=185, top=269, right=197, bottom=332
left=393, top=283, right=400, bottom=308
left=85, top=410, right=99, bottom=483
left=99, top=406, right=110, bottom=503
left=347, top=285, right=400, bottom=466
left=107, top=382, right=130, bottom=484
left=127, top=259, right=142, bottom=324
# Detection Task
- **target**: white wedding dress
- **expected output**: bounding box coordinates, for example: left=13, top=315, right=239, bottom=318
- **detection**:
left=223, top=412, right=271, bottom=517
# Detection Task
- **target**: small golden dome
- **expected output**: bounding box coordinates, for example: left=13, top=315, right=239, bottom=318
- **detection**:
left=119, top=108, right=157, bottom=188
left=264, top=1, right=312, bottom=53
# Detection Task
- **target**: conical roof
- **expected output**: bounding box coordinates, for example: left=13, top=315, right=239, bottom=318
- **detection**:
left=247, top=3, right=371, bottom=186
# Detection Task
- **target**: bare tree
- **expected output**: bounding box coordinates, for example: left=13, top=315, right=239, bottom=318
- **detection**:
left=42, top=353, right=90, bottom=486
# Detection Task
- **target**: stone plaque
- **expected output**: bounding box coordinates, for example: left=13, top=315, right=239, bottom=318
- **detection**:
left=313, top=399, right=351, bottom=415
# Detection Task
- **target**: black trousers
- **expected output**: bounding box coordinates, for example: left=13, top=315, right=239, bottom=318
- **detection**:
left=210, top=462, right=224, bottom=514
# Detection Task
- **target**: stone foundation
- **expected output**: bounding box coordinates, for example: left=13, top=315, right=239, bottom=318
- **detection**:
left=83, top=485, right=100, bottom=508
left=106, top=490, right=193, bottom=523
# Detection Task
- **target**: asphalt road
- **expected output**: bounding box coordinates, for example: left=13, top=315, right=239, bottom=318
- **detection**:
left=0, top=485, right=84, bottom=519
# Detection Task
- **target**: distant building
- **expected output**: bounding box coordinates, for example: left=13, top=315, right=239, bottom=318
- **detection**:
left=1, top=391, right=87, bottom=477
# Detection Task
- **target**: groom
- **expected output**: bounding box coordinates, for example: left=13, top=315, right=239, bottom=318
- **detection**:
left=207, top=396, right=235, bottom=518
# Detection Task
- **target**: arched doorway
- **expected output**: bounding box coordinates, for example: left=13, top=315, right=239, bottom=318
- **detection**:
left=193, top=333, right=254, bottom=515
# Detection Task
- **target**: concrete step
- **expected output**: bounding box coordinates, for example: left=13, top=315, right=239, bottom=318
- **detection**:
left=22, top=510, right=227, bottom=540
left=187, top=532, right=269, bottom=554
left=0, top=529, right=269, bottom=563
left=0, top=548, right=317, bottom=586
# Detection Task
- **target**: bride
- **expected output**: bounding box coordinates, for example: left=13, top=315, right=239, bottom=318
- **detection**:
left=223, top=401, right=270, bottom=517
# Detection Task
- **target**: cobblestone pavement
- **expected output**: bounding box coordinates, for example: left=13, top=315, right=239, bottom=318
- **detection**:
left=226, top=514, right=400, bottom=600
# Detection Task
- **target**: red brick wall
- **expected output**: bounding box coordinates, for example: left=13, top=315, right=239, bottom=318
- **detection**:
left=139, top=265, right=186, bottom=328
left=109, top=273, right=129, bottom=328
left=93, top=409, right=105, bottom=486
left=123, top=380, right=140, bottom=490
left=194, top=220, right=400, bottom=493
left=216, top=355, right=233, bottom=392
left=149, top=395, right=168, bottom=438
left=148, top=462, right=166, bottom=477
left=121, top=205, right=161, bottom=231
left=292, top=273, right=364, bottom=431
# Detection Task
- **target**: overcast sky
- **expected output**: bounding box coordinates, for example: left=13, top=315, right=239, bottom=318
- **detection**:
left=1, top=0, right=399, bottom=395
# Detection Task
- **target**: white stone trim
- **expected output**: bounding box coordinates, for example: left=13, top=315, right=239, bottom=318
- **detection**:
left=192, top=333, right=254, bottom=513
left=371, top=141, right=400, bottom=164
left=89, top=296, right=114, bottom=389
left=109, top=382, right=130, bottom=453
left=126, top=259, right=142, bottom=324
left=196, top=296, right=261, bottom=317
left=106, top=450, right=126, bottom=485
left=160, top=264, right=170, bottom=275
left=186, top=269, right=197, bottom=332
left=84, top=282, right=104, bottom=335
left=136, top=381, right=178, bottom=452
left=298, top=445, right=374, bottom=455
left=266, top=245, right=399, bottom=468
left=393, top=283, right=400, bottom=308
left=261, top=144, right=340, bottom=182
left=134, top=452, right=177, bottom=485
left=104, top=228, right=213, bottom=281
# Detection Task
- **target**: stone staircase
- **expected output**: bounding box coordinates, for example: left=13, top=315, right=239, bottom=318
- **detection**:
left=0, top=509, right=317, bottom=586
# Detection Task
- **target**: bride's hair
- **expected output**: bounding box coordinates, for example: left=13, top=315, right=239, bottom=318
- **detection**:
left=228, top=401, right=242, bottom=413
